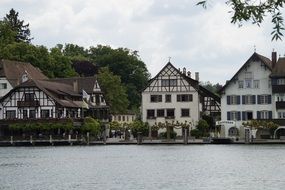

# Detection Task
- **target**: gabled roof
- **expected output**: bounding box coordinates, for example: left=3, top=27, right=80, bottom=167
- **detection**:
left=143, top=62, right=199, bottom=92
left=0, top=59, right=48, bottom=87
left=48, top=76, right=99, bottom=94
left=271, top=57, right=285, bottom=77
left=143, top=62, right=220, bottom=102
left=219, top=52, right=272, bottom=93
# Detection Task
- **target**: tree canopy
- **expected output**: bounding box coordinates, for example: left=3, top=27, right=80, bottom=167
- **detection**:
left=2, top=8, right=32, bottom=43
left=197, top=0, right=285, bottom=40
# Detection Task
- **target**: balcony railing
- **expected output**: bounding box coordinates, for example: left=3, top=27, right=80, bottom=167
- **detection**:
left=17, top=101, right=40, bottom=107
left=276, top=101, right=285, bottom=109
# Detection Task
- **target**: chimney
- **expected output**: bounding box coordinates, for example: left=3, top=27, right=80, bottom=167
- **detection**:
left=183, top=67, right=186, bottom=75
left=187, top=71, right=191, bottom=78
left=73, top=80, right=78, bottom=92
left=272, top=51, right=277, bottom=68
left=195, top=72, right=199, bottom=81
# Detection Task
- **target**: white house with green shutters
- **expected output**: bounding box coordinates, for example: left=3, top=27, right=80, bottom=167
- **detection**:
left=219, top=52, right=274, bottom=138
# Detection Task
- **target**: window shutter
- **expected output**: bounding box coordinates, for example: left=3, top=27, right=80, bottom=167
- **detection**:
left=268, top=95, right=272, bottom=104
left=237, top=112, right=241, bottom=121
left=227, top=96, right=230, bottom=105
left=257, top=111, right=260, bottom=119
left=269, top=111, right=272, bottom=119
left=257, top=95, right=261, bottom=104
left=242, top=95, right=245, bottom=104
left=189, top=94, right=193, bottom=101
left=177, top=95, right=180, bottom=102
left=242, top=112, right=246, bottom=120
left=227, top=112, right=230, bottom=120
left=252, top=95, right=256, bottom=104
left=237, top=96, right=241, bottom=104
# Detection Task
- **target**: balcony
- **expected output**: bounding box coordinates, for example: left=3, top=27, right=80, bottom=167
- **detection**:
left=272, top=85, right=285, bottom=93
left=17, top=101, right=40, bottom=107
left=276, top=101, right=285, bottom=109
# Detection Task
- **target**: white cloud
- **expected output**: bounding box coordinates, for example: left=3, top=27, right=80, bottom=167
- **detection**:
left=0, top=0, right=284, bottom=84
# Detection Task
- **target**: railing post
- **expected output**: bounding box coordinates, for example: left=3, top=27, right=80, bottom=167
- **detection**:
left=87, top=132, right=90, bottom=145
left=10, top=136, right=13, bottom=145
left=49, top=135, right=54, bottom=146
left=30, top=135, right=33, bottom=145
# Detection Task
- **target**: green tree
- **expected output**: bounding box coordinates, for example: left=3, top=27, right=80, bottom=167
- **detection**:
left=97, top=67, right=129, bottom=113
left=201, top=81, right=223, bottom=95
left=49, top=46, right=78, bottom=77
left=197, top=0, right=285, bottom=40
left=81, top=117, right=101, bottom=136
left=62, top=43, right=89, bottom=61
left=0, top=21, right=16, bottom=48
left=129, top=120, right=149, bottom=137
left=2, top=8, right=32, bottom=43
left=89, top=45, right=150, bottom=109
left=196, top=119, right=210, bottom=137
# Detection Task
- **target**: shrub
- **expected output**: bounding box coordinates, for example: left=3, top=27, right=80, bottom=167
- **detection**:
left=81, top=117, right=101, bottom=136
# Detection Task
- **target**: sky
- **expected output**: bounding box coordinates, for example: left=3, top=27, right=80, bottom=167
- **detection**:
left=0, top=0, right=284, bottom=85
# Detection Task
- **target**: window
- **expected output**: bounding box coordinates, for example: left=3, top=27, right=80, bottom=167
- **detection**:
left=150, top=95, right=162, bottom=102
left=245, top=79, right=252, bottom=88
left=41, top=110, right=50, bottom=118
left=161, top=79, right=177, bottom=87
left=165, top=94, right=171, bottom=102
left=118, top=116, right=121, bottom=121
left=242, top=111, right=253, bottom=121
left=157, top=109, right=165, bottom=117
left=258, top=95, right=271, bottom=104
left=147, top=109, right=155, bottom=119
left=227, top=95, right=240, bottom=105
left=23, top=110, right=28, bottom=119
left=177, top=94, right=193, bottom=102
left=278, top=112, right=285, bottom=119
left=258, top=111, right=272, bottom=119
left=29, top=110, right=36, bottom=118
left=6, top=110, right=16, bottom=119
left=0, top=83, right=7, bottom=89
left=181, top=109, right=190, bottom=117
left=123, top=116, right=125, bottom=121
left=277, top=78, right=285, bottom=85
left=242, top=95, right=255, bottom=104
left=238, top=81, right=244, bottom=88
left=24, top=93, right=35, bottom=101
left=253, top=80, right=260, bottom=88
left=166, top=109, right=175, bottom=118
left=227, top=111, right=240, bottom=121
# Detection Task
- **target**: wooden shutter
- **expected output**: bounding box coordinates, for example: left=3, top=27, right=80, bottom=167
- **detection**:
left=227, top=96, right=230, bottom=105
left=268, top=95, right=272, bottom=104
left=257, top=95, right=261, bottom=104
left=269, top=111, right=272, bottom=119
left=227, top=112, right=230, bottom=120
left=242, top=112, right=246, bottom=120
left=257, top=111, right=260, bottom=119
left=242, top=95, right=245, bottom=104
left=252, top=95, right=256, bottom=104
left=237, top=96, right=241, bottom=104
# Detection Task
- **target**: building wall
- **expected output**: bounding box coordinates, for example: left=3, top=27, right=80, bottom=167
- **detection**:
left=111, top=114, right=136, bottom=124
left=221, top=60, right=272, bottom=136
left=0, top=78, right=13, bottom=98
left=142, top=90, right=199, bottom=135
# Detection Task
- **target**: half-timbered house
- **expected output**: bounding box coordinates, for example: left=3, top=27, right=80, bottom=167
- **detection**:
left=141, top=62, right=220, bottom=136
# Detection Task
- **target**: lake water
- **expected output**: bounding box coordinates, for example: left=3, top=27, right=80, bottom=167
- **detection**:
left=0, top=145, right=285, bottom=190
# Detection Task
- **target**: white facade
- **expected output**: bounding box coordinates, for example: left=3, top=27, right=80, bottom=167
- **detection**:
left=142, top=63, right=201, bottom=136
left=0, top=77, right=13, bottom=98
left=220, top=53, right=273, bottom=138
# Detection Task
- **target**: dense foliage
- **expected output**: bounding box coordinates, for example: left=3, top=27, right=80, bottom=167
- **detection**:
left=0, top=9, right=150, bottom=112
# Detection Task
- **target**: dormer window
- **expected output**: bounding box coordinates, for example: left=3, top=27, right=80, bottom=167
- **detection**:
left=21, top=71, right=29, bottom=83
left=24, top=93, right=35, bottom=101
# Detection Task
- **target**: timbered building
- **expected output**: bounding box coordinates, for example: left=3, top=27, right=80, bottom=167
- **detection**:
left=141, top=62, right=220, bottom=136
left=0, top=59, right=48, bottom=98
left=0, top=77, right=108, bottom=121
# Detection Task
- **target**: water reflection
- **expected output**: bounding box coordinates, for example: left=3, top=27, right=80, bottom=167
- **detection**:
left=0, top=145, right=285, bottom=190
